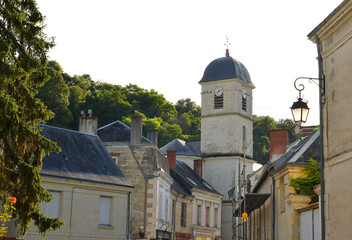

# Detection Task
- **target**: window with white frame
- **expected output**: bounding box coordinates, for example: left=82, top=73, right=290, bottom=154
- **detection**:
left=45, top=191, right=60, bottom=218
left=214, top=208, right=218, bottom=228
left=99, top=196, right=112, bottom=225
left=158, top=183, right=170, bottom=223
left=197, top=205, right=201, bottom=225
left=164, top=191, right=169, bottom=222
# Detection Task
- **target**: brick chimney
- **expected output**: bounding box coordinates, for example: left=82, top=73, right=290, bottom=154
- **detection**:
left=167, top=150, right=176, bottom=171
left=130, top=115, right=143, bottom=144
left=147, top=129, right=158, bottom=146
left=269, top=129, right=289, bottom=162
left=79, top=109, right=98, bottom=135
left=301, top=125, right=317, bottom=138
left=194, top=159, right=202, bottom=177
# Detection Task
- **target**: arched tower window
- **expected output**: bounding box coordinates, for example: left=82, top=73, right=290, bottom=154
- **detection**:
left=214, top=86, right=223, bottom=109
left=242, top=89, right=247, bottom=111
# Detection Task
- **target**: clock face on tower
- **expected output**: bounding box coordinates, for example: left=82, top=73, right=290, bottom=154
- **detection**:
left=242, top=89, right=247, bottom=99
left=215, top=86, right=223, bottom=96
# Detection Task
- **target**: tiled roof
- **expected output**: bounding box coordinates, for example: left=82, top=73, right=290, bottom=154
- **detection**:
left=40, top=125, right=132, bottom=187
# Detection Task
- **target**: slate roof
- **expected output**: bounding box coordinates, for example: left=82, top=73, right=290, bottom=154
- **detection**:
left=160, top=139, right=201, bottom=157
left=171, top=160, right=222, bottom=196
left=199, top=56, right=253, bottom=85
left=251, top=128, right=321, bottom=192
left=40, top=125, right=133, bottom=187
left=269, top=128, right=321, bottom=174
left=97, top=120, right=152, bottom=143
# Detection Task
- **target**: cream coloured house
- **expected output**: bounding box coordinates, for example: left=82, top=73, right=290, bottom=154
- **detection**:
left=167, top=150, right=222, bottom=240
left=26, top=125, right=133, bottom=240
left=308, top=1, right=352, bottom=238
left=243, top=128, right=321, bottom=240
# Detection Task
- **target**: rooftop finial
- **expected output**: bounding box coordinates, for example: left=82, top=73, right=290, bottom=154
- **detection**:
left=225, top=36, right=230, bottom=57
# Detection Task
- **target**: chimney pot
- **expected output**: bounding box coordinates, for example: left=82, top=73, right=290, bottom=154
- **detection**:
left=131, top=115, right=143, bottom=144
left=194, top=159, right=202, bottom=176
left=269, top=129, right=289, bottom=161
left=147, top=129, right=158, bottom=146
left=167, top=150, right=176, bottom=171
left=79, top=110, right=98, bottom=135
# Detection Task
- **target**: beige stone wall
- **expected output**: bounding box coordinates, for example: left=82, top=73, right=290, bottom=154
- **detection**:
left=171, top=193, right=194, bottom=237
left=104, top=144, right=172, bottom=239
left=250, top=174, right=272, bottom=240
left=200, top=79, right=253, bottom=157
left=309, top=2, right=352, bottom=239
left=274, top=167, right=311, bottom=240
left=26, top=177, right=130, bottom=240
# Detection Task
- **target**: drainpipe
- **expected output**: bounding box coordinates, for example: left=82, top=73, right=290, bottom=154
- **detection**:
left=172, top=192, right=180, bottom=240
left=315, top=34, right=326, bottom=240
left=271, top=179, right=275, bottom=240
left=127, top=192, right=131, bottom=240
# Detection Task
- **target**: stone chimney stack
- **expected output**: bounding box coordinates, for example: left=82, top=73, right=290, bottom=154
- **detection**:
left=147, top=129, right=158, bottom=146
left=193, top=159, right=202, bottom=177
left=269, top=129, right=289, bottom=162
left=301, top=125, right=317, bottom=138
left=167, top=150, right=176, bottom=171
left=79, top=109, right=98, bottom=135
left=130, top=115, right=143, bottom=144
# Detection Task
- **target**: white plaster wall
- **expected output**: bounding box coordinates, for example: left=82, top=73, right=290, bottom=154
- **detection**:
left=202, top=156, right=254, bottom=200
left=201, top=115, right=253, bottom=157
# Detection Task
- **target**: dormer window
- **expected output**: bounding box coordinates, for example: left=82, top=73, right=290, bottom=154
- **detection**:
left=214, top=86, right=223, bottom=109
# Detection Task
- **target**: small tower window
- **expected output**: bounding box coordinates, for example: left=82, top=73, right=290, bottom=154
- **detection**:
left=214, top=86, right=223, bottom=109
left=242, top=89, right=247, bottom=111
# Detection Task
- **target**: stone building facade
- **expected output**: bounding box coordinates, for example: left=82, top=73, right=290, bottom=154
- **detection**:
left=98, top=116, right=173, bottom=240
left=308, top=1, right=352, bottom=238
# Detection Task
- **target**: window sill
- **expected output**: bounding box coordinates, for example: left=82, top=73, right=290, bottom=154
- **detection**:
left=98, top=224, right=114, bottom=229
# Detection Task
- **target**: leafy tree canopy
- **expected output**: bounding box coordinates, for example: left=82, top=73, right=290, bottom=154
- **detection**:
left=0, top=0, right=63, bottom=236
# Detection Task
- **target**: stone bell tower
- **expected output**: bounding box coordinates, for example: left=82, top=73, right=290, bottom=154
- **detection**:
left=199, top=47, right=255, bottom=240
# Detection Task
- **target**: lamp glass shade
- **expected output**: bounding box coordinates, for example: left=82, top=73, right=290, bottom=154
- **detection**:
left=291, top=99, right=310, bottom=124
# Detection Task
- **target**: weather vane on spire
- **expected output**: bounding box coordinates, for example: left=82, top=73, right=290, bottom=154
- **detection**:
left=225, top=36, right=231, bottom=57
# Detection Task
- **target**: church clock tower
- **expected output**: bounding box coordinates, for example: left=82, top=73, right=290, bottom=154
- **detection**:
left=199, top=48, right=255, bottom=240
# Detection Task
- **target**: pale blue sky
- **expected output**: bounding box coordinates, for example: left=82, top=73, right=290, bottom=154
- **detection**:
left=36, top=0, right=341, bottom=126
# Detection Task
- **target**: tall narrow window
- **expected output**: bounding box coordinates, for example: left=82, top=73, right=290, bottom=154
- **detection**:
left=206, top=207, right=210, bottom=226
left=197, top=205, right=201, bottom=225
left=181, top=203, right=187, bottom=227
left=45, top=191, right=60, bottom=218
left=214, top=208, right=218, bottom=228
left=158, top=190, right=163, bottom=220
left=99, top=196, right=111, bottom=225
left=242, top=89, right=247, bottom=111
left=214, top=86, right=224, bottom=109
left=164, top=191, right=169, bottom=222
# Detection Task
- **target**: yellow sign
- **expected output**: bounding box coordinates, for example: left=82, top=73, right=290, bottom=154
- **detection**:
left=242, top=212, right=248, bottom=222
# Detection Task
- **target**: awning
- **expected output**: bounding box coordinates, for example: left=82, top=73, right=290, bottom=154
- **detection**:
left=234, top=193, right=271, bottom=216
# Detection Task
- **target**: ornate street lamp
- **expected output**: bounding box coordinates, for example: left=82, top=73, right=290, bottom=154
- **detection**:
left=291, top=77, right=319, bottom=125
left=291, top=91, right=310, bottom=126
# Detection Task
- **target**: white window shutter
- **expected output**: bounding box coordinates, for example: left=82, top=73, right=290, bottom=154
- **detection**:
left=46, top=191, right=60, bottom=218
left=165, top=192, right=169, bottom=222
left=158, top=190, right=163, bottom=220
left=99, top=197, right=111, bottom=225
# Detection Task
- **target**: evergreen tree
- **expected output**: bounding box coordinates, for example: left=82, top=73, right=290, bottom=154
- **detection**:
left=0, top=0, right=63, bottom=236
